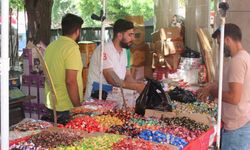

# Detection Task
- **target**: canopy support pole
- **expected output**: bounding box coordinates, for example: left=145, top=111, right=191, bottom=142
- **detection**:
left=1, top=0, right=10, bottom=149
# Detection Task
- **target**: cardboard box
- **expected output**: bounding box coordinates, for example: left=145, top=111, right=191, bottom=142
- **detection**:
left=124, top=16, right=144, bottom=26
left=78, top=41, right=96, bottom=68
left=144, top=45, right=153, bottom=66
left=151, top=53, right=180, bottom=71
left=152, top=53, right=166, bottom=69
left=153, top=40, right=184, bottom=56
left=124, top=16, right=145, bottom=45
left=130, top=43, right=150, bottom=67
left=152, top=27, right=183, bottom=42
left=145, top=109, right=177, bottom=118
left=130, top=43, right=149, bottom=53
left=133, top=26, right=145, bottom=45
left=131, top=50, right=145, bottom=67
left=144, top=65, right=153, bottom=79
left=145, top=109, right=211, bottom=126
left=82, top=68, right=88, bottom=93
left=131, top=66, right=144, bottom=81
left=144, top=46, right=153, bottom=78
left=165, top=52, right=181, bottom=71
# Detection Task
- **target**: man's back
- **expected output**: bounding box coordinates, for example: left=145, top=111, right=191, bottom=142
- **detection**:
left=45, top=36, right=83, bottom=111
left=222, top=50, right=250, bottom=130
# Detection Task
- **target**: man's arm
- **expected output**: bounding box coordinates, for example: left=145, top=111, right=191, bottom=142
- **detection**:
left=65, top=69, right=81, bottom=107
left=222, top=82, right=242, bottom=105
left=196, top=82, right=217, bottom=101
left=220, top=57, right=244, bottom=105
left=125, top=69, right=136, bottom=83
left=210, top=82, right=242, bottom=105
left=103, top=68, right=145, bottom=93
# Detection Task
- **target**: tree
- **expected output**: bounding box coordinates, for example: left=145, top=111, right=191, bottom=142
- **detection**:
left=10, top=0, right=24, bottom=10
left=77, top=0, right=102, bottom=27
left=78, top=0, right=154, bottom=27
left=51, top=0, right=79, bottom=29
left=10, top=0, right=153, bottom=45
left=49, top=0, right=154, bottom=27
left=9, top=0, right=24, bottom=66
left=24, top=0, right=53, bottom=45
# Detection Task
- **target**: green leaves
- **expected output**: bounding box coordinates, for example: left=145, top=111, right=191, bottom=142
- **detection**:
left=10, top=0, right=24, bottom=10
left=52, top=0, right=154, bottom=27
left=52, top=0, right=79, bottom=28
left=106, top=0, right=154, bottom=24
left=11, top=0, right=154, bottom=28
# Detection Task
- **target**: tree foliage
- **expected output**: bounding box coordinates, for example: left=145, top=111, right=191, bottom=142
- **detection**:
left=51, top=0, right=153, bottom=28
left=109, top=0, right=153, bottom=20
left=178, top=0, right=185, bottom=7
left=10, top=0, right=24, bottom=10
left=10, top=0, right=154, bottom=28
left=51, top=0, right=79, bottom=29
left=77, top=0, right=154, bottom=27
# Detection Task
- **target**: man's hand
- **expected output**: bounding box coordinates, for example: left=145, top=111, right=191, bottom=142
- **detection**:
left=196, top=83, right=217, bottom=101
left=103, top=68, right=145, bottom=93
left=196, top=87, right=210, bottom=101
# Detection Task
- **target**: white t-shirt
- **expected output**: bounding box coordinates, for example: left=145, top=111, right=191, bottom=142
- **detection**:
left=84, top=41, right=128, bottom=100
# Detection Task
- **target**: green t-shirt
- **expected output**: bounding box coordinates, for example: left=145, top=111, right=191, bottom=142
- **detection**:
left=45, top=36, right=83, bottom=111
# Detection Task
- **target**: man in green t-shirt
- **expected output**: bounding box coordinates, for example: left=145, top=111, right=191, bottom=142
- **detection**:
left=44, top=13, right=84, bottom=122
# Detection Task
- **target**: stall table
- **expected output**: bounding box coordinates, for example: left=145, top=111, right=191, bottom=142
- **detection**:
left=9, top=95, right=36, bottom=126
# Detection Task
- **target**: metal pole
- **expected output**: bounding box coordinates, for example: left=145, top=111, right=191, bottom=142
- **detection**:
left=1, top=0, right=10, bottom=149
left=217, top=0, right=227, bottom=148
left=99, top=0, right=106, bottom=100
left=216, top=18, right=225, bottom=148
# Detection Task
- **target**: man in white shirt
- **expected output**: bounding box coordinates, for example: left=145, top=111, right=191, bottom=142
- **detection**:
left=85, top=19, right=145, bottom=100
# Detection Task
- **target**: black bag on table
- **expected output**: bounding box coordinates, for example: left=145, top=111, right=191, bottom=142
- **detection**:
left=135, top=78, right=173, bottom=116
left=168, top=87, right=197, bottom=103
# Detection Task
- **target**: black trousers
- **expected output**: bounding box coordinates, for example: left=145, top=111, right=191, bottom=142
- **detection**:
left=41, top=108, right=70, bottom=125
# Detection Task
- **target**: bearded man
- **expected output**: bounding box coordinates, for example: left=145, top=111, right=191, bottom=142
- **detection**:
left=85, top=19, right=145, bottom=100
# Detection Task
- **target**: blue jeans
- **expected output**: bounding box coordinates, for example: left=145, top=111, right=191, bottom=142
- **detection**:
left=221, top=122, right=250, bottom=150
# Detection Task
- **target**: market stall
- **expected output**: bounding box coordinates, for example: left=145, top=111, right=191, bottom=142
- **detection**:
left=8, top=74, right=218, bottom=149
left=9, top=112, right=214, bottom=149
left=1, top=0, right=231, bottom=149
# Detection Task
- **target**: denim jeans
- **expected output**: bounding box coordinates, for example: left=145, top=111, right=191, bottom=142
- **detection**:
left=221, top=122, right=250, bottom=150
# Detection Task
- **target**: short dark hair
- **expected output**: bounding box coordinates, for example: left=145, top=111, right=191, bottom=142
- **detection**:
left=61, top=13, right=84, bottom=35
left=113, top=19, right=134, bottom=37
left=212, top=23, right=242, bottom=41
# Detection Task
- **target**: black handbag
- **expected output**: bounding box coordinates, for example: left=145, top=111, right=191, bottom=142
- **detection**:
left=135, top=78, right=173, bottom=116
